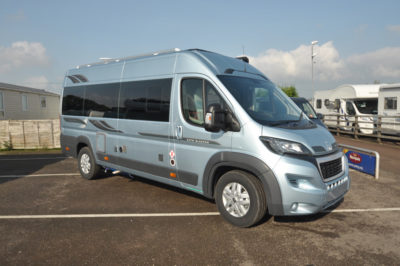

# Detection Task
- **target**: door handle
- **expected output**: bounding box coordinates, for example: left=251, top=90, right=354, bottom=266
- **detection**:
left=176, top=126, right=183, bottom=140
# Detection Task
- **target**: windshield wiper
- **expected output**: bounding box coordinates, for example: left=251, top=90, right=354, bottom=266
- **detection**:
left=269, top=111, right=303, bottom=127
left=269, top=120, right=299, bottom=126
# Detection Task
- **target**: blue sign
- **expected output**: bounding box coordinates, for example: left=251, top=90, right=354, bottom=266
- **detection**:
left=343, top=149, right=376, bottom=176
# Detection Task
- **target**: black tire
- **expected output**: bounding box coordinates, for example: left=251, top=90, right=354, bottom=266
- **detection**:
left=77, top=147, right=101, bottom=180
left=215, top=170, right=267, bottom=227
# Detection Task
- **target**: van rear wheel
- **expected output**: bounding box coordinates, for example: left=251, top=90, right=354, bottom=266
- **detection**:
left=215, top=170, right=267, bottom=227
left=78, top=147, right=101, bottom=180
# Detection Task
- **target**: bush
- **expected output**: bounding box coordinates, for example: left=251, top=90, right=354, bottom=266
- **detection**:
left=2, top=140, right=13, bottom=151
left=280, top=85, right=298, bottom=97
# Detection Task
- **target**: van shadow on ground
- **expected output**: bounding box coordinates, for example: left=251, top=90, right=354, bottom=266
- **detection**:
left=0, top=153, right=69, bottom=185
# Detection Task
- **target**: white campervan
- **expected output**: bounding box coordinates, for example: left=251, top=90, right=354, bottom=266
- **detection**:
left=314, top=84, right=379, bottom=134
left=378, top=83, right=400, bottom=135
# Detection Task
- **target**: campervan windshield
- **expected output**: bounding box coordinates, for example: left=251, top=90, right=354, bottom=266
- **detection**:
left=218, top=75, right=309, bottom=127
left=353, top=99, right=378, bottom=114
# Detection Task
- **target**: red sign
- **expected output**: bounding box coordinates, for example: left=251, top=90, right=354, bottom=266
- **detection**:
left=349, top=152, right=362, bottom=164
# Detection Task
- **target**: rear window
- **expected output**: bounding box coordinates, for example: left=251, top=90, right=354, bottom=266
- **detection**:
left=62, top=86, right=85, bottom=116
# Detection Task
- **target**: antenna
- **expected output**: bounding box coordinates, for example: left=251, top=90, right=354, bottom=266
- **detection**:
left=242, top=45, right=247, bottom=71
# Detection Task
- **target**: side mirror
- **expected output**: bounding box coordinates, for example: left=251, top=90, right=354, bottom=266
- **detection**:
left=316, top=113, right=324, bottom=119
left=205, top=104, right=226, bottom=132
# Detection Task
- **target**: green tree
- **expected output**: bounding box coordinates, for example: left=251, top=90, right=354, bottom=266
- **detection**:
left=279, top=85, right=298, bottom=97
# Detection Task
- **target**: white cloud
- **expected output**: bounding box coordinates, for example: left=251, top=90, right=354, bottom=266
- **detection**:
left=347, top=47, right=400, bottom=78
left=387, top=25, right=400, bottom=33
left=0, top=41, right=49, bottom=73
left=249, top=41, right=345, bottom=82
left=249, top=42, right=400, bottom=83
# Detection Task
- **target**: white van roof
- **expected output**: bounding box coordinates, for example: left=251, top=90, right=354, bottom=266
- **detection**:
left=64, top=49, right=266, bottom=87
left=315, top=84, right=381, bottom=100
left=380, top=83, right=400, bottom=90
left=335, top=84, right=381, bottom=98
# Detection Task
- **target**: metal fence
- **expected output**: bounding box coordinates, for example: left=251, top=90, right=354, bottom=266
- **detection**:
left=323, top=114, right=400, bottom=143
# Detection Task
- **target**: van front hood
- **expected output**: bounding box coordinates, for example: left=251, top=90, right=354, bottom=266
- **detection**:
left=261, top=125, right=337, bottom=155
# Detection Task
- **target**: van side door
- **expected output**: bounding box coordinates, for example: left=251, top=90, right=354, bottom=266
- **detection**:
left=116, top=78, right=174, bottom=182
left=171, top=74, right=233, bottom=193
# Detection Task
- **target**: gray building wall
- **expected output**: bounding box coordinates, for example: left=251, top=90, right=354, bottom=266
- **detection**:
left=0, top=85, right=60, bottom=120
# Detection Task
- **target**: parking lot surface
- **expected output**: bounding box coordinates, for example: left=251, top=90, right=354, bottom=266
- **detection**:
left=0, top=138, right=399, bottom=265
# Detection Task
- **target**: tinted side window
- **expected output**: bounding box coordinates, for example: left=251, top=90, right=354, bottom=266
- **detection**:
left=119, top=78, right=172, bottom=122
left=182, top=79, right=204, bottom=126
left=62, top=86, right=85, bottom=116
left=181, top=78, right=227, bottom=127
left=84, top=83, right=119, bottom=118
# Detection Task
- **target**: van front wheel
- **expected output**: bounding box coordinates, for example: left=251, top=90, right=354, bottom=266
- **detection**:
left=78, top=147, right=101, bottom=180
left=215, top=170, right=267, bottom=227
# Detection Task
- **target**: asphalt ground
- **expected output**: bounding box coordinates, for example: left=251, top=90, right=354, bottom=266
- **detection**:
left=0, top=138, right=399, bottom=265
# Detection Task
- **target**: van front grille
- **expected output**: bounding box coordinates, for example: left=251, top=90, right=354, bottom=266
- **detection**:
left=320, top=158, right=342, bottom=180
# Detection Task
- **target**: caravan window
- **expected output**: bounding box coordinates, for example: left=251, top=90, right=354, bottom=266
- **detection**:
left=384, top=97, right=397, bottom=110
left=0, top=92, right=3, bottom=117
left=316, top=99, right=321, bottom=109
left=354, top=99, right=378, bottom=114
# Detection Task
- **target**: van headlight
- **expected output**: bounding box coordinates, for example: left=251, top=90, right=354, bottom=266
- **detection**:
left=260, top=136, right=312, bottom=155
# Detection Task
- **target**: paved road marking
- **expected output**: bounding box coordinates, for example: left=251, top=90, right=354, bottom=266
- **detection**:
left=0, top=157, right=69, bottom=161
left=0, top=212, right=221, bottom=219
left=0, top=208, right=399, bottom=220
left=324, top=207, right=400, bottom=213
left=0, top=173, right=80, bottom=179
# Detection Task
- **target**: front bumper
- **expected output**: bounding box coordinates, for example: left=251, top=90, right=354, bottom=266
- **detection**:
left=272, top=151, right=350, bottom=215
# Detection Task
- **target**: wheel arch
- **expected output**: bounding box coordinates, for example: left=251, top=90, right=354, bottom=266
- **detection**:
left=203, top=152, right=284, bottom=216
left=76, top=135, right=94, bottom=157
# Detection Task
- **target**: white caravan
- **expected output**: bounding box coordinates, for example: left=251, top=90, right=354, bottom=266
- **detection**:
left=313, top=84, right=380, bottom=134
left=378, top=83, right=400, bottom=135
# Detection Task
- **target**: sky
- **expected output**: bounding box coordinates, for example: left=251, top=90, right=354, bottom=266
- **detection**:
left=1, top=0, right=400, bottom=97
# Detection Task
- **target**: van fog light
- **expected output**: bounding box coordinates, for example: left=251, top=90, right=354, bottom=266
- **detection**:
left=297, top=179, right=316, bottom=190
left=291, top=203, right=298, bottom=211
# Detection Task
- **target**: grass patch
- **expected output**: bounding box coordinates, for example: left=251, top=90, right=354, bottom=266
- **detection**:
left=0, top=148, right=62, bottom=155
